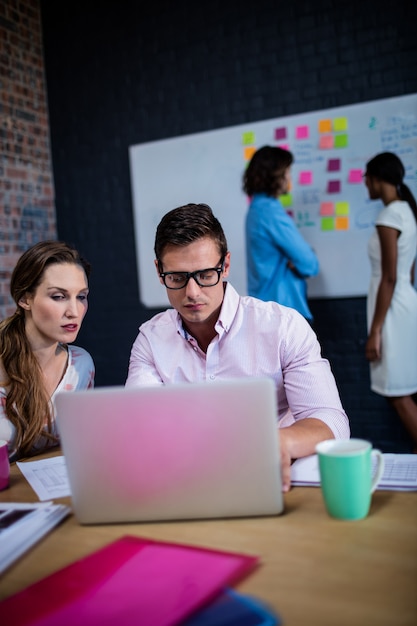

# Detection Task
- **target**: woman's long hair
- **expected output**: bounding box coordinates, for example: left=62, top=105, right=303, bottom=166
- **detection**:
left=243, top=145, right=293, bottom=197
left=0, top=241, right=90, bottom=457
left=365, top=152, right=417, bottom=222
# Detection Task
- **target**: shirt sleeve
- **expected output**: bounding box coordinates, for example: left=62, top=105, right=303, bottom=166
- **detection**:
left=125, top=330, right=164, bottom=387
left=266, top=204, right=319, bottom=278
left=280, top=313, right=350, bottom=439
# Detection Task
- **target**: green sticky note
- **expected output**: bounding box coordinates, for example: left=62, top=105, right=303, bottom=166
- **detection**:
left=280, top=193, right=292, bottom=207
left=334, top=134, right=348, bottom=148
left=242, top=131, right=255, bottom=145
left=321, top=217, right=334, bottom=231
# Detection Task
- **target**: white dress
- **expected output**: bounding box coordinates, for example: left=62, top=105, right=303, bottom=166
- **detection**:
left=367, top=200, right=417, bottom=396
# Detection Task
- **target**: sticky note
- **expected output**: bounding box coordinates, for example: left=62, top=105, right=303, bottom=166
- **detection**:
left=296, top=125, right=309, bottom=139
left=334, top=134, right=348, bottom=148
left=244, top=146, right=257, bottom=161
left=335, top=201, right=349, bottom=216
left=280, top=193, right=292, bottom=207
left=321, top=217, right=334, bottom=231
left=319, top=135, right=334, bottom=149
left=348, top=169, right=363, bottom=183
left=299, top=171, right=313, bottom=185
left=336, top=216, right=349, bottom=230
left=318, top=119, right=332, bottom=133
left=327, top=159, right=341, bottom=172
left=327, top=180, right=341, bottom=193
left=320, top=202, right=334, bottom=216
left=277, top=143, right=290, bottom=151
left=333, top=117, right=348, bottom=131
left=242, top=131, right=255, bottom=145
left=274, top=127, right=287, bottom=140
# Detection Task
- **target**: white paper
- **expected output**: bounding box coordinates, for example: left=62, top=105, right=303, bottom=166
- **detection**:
left=17, top=455, right=71, bottom=500
left=291, top=453, right=417, bottom=491
left=0, top=502, right=70, bottom=574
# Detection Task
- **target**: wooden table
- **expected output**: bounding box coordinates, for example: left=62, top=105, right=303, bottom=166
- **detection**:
left=1, top=451, right=416, bottom=626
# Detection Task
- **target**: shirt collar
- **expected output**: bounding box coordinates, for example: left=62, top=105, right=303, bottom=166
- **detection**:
left=175, top=281, right=240, bottom=338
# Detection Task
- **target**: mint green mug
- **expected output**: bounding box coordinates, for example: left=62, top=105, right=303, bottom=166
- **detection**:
left=315, top=439, right=385, bottom=520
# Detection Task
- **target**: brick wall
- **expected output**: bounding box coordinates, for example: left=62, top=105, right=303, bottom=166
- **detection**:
left=0, top=0, right=55, bottom=319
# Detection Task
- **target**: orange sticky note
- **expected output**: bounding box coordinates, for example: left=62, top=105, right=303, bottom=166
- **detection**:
left=244, top=146, right=257, bottom=161
left=336, top=216, right=349, bottom=230
left=318, top=119, right=332, bottom=133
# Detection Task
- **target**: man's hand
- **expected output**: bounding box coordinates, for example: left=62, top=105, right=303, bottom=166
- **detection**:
left=279, top=419, right=335, bottom=492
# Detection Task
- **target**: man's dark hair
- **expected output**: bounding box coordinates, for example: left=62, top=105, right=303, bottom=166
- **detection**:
left=154, top=203, right=228, bottom=266
left=243, top=145, right=293, bottom=197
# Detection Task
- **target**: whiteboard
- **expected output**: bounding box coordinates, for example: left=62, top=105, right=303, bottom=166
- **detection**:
left=129, top=93, right=417, bottom=308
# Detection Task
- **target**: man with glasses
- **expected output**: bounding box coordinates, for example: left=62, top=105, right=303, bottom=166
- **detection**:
left=126, top=203, right=350, bottom=491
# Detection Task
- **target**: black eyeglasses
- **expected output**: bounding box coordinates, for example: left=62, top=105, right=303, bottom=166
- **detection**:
left=160, top=258, right=225, bottom=290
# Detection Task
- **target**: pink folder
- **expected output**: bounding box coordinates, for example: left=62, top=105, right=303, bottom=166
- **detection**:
left=1, top=535, right=259, bottom=626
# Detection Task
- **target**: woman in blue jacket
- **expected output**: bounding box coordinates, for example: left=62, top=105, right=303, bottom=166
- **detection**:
left=243, top=145, right=319, bottom=321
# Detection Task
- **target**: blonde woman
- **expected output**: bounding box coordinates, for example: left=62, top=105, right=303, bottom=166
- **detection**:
left=0, top=241, right=94, bottom=460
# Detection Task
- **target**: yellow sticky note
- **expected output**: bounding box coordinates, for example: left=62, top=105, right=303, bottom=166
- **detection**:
left=333, top=117, right=348, bottom=132
left=335, top=201, right=349, bottom=216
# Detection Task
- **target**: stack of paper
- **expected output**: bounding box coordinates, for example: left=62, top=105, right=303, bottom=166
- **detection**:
left=0, top=535, right=281, bottom=625
left=291, top=453, right=417, bottom=491
left=0, top=502, right=70, bottom=574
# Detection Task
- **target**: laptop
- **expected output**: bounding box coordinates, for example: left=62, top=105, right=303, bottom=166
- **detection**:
left=55, top=377, right=283, bottom=524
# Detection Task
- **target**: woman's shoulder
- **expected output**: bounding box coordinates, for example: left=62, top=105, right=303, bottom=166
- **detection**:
left=376, top=200, right=413, bottom=227
left=67, top=344, right=95, bottom=367
left=62, top=344, right=95, bottom=390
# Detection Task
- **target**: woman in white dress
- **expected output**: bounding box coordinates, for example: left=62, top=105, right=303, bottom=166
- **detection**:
left=364, top=152, right=417, bottom=450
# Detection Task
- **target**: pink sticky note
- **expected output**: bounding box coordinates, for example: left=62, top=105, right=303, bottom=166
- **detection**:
left=299, top=171, right=313, bottom=185
left=327, top=159, right=340, bottom=172
left=327, top=180, right=341, bottom=193
left=295, top=125, right=309, bottom=139
left=277, top=143, right=290, bottom=151
left=320, top=202, right=334, bottom=216
left=348, top=169, right=363, bottom=183
left=319, top=135, right=334, bottom=149
left=274, top=127, right=287, bottom=140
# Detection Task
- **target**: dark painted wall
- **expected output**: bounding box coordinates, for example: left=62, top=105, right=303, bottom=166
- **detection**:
left=39, top=0, right=417, bottom=452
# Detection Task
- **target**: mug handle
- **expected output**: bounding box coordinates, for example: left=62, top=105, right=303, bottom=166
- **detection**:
left=370, top=449, right=385, bottom=493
